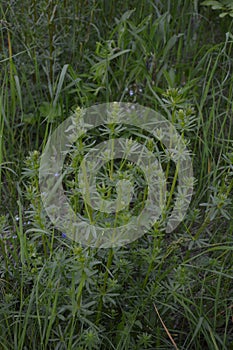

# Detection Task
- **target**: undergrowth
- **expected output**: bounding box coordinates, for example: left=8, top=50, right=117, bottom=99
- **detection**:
left=0, top=1, right=232, bottom=349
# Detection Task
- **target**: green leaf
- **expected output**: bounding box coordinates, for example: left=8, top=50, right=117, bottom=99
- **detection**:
left=219, top=12, right=228, bottom=16
left=201, top=0, right=222, bottom=6
left=120, top=9, right=136, bottom=22
left=212, top=4, right=224, bottom=9
left=162, top=34, right=183, bottom=60
left=53, top=64, right=69, bottom=106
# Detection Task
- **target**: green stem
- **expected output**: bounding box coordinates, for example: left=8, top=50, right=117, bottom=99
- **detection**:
left=96, top=248, right=114, bottom=325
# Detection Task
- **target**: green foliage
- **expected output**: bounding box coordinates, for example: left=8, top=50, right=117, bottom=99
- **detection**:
left=202, top=0, right=233, bottom=17
left=0, top=0, right=233, bottom=349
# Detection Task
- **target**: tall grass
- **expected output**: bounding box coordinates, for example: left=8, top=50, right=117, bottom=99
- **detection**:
left=0, top=0, right=232, bottom=349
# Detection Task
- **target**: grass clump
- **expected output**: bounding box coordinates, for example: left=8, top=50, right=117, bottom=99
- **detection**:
left=0, top=0, right=233, bottom=349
